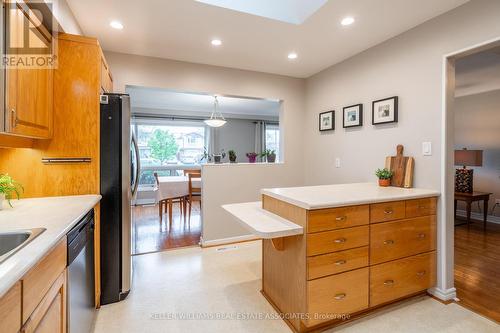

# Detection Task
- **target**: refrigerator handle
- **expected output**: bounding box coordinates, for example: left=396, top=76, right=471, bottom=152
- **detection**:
left=131, top=133, right=140, bottom=197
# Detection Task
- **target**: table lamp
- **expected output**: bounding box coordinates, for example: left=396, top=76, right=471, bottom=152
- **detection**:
left=454, top=148, right=483, bottom=193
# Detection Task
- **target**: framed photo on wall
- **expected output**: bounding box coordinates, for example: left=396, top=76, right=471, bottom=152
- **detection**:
left=372, top=96, right=398, bottom=125
left=319, top=111, right=335, bottom=131
left=343, top=104, right=363, bottom=128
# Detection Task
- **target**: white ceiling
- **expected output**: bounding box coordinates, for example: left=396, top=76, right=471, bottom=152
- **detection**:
left=455, top=47, right=500, bottom=97
left=67, top=0, right=469, bottom=78
left=127, top=86, right=280, bottom=120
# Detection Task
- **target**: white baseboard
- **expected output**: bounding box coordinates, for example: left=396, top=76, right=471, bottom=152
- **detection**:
left=427, top=287, right=457, bottom=301
left=456, top=209, right=500, bottom=224
left=201, top=234, right=260, bottom=247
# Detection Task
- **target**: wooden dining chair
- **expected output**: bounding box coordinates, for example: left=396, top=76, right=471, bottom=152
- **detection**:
left=186, top=172, right=202, bottom=223
left=184, top=169, right=201, bottom=176
left=154, top=172, right=185, bottom=228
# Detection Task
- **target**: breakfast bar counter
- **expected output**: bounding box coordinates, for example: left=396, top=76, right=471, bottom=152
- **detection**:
left=225, top=183, right=440, bottom=332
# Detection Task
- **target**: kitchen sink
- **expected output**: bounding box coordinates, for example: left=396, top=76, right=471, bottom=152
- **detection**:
left=0, top=228, right=46, bottom=264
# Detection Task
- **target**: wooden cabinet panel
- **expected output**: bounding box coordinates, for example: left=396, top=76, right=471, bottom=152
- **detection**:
left=370, top=201, right=406, bottom=223
left=405, top=197, right=437, bottom=218
left=306, top=268, right=369, bottom=327
left=308, top=205, right=369, bottom=233
left=307, top=246, right=368, bottom=280
left=0, top=282, right=22, bottom=333
left=22, top=270, right=67, bottom=333
left=307, top=226, right=369, bottom=256
left=100, top=58, right=113, bottom=93
left=370, top=252, right=436, bottom=307
left=370, top=216, right=436, bottom=265
left=22, top=238, right=67, bottom=322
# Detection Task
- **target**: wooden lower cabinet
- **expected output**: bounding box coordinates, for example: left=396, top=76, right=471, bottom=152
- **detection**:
left=0, top=282, right=22, bottom=333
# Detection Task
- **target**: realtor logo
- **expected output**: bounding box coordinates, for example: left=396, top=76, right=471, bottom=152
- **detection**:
left=3, top=0, right=57, bottom=69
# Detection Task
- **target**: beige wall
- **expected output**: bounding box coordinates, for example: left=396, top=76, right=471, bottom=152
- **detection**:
left=454, top=90, right=500, bottom=217
left=105, top=51, right=306, bottom=243
left=304, top=0, right=500, bottom=297
left=52, top=0, right=83, bottom=35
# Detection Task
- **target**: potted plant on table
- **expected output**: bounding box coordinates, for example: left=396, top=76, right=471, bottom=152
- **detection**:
left=228, top=150, right=237, bottom=163
left=375, top=168, right=393, bottom=187
left=246, top=152, right=258, bottom=163
left=0, top=174, right=23, bottom=209
left=261, top=149, right=276, bottom=163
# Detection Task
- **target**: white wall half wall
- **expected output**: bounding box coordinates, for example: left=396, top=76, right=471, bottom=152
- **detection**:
left=105, top=51, right=306, bottom=245
left=304, top=0, right=500, bottom=300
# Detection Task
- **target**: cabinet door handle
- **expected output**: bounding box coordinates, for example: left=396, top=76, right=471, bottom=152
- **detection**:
left=334, top=238, right=346, bottom=244
left=417, top=233, right=426, bottom=239
left=417, top=270, right=426, bottom=277
left=335, top=259, right=347, bottom=265
left=384, top=279, right=394, bottom=286
left=334, top=293, right=346, bottom=300
left=335, top=216, right=347, bottom=221
left=384, top=209, right=393, bottom=214
left=11, top=109, right=18, bottom=128
left=419, top=205, right=427, bottom=210
left=383, top=239, right=395, bottom=245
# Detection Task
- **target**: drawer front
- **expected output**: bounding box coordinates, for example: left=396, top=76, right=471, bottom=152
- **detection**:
left=22, top=237, right=67, bottom=323
left=308, top=205, right=369, bottom=233
left=307, top=247, right=369, bottom=280
left=306, top=268, right=369, bottom=327
left=0, top=282, right=21, bottom=333
left=406, top=197, right=437, bottom=218
left=370, top=216, right=436, bottom=265
left=307, top=226, right=369, bottom=256
left=370, top=201, right=405, bottom=223
left=370, top=252, right=436, bottom=307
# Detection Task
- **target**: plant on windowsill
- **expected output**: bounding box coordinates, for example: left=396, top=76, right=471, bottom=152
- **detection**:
left=246, top=152, right=258, bottom=163
left=375, top=168, right=393, bottom=187
left=261, top=149, right=276, bottom=163
left=228, top=150, right=237, bottom=163
left=0, top=174, right=23, bottom=210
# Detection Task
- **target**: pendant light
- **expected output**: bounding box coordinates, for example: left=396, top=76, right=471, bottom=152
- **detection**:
left=204, top=95, right=226, bottom=127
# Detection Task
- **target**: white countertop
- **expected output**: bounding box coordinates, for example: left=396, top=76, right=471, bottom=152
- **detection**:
left=222, top=202, right=303, bottom=238
left=261, top=183, right=440, bottom=210
left=0, top=195, right=101, bottom=298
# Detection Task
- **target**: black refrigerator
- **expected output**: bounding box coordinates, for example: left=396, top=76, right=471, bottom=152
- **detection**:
left=100, top=93, right=139, bottom=305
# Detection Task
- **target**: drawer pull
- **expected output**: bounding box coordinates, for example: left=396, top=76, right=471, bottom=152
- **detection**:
left=417, top=233, right=426, bottom=239
left=419, top=205, right=427, bottom=209
left=335, top=216, right=347, bottom=221
left=417, top=270, right=426, bottom=277
left=384, top=279, right=395, bottom=286
left=334, top=293, right=346, bottom=300
left=333, top=238, right=346, bottom=244
left=383, top=239, right=395, bottom=245
left=384, top=209, right=393, bottom=214
left=334, top=260, right=347, bottom=265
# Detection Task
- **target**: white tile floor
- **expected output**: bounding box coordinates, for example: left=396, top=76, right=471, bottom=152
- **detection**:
left=94, top=241, right=499, bottom=333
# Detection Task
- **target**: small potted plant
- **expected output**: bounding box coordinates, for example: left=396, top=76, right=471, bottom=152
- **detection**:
left=261, top=149, right=276, bottom=163
left=0, top=174, right=23, bottom=209
left=246, top=152, right=258, bottom=163
left=228, top=150, right=237, bottom=163
left=213, top=150, right=226, bottom=164
left=375, top=168, right=393, bottom=187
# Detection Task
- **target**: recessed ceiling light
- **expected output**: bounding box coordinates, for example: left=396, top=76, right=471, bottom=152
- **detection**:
left=288, top=52, right=298, bottom=60
left=110, top=20, right=124, bottom=30
left=211, top=39, right=222, bottom=46
left=341, top=16, right=355, bottom=26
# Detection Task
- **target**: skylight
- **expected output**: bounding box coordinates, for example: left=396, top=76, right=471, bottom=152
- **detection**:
left=195, top=0, right=328, bottom=25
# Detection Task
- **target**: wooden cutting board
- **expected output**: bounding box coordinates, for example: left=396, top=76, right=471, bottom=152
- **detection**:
left=385, top=145, right=414, bottom=188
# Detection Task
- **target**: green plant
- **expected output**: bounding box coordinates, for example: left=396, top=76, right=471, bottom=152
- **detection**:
left=228, top=150, right=237, bottom=162
left=0, top=174, right=23, bottom=207
left=147, top=129, right=179, bottom=163
left=260, top=149, right=275, bottom=157
left=375, top=168, right=393, bottom=180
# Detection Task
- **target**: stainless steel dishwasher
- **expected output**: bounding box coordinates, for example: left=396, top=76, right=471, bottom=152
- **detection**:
left=67, top=210, right=96, bottom=333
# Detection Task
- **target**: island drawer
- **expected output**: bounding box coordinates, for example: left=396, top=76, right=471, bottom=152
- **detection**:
left=307, top=226, right=369, bottom=256
left=308, top=205, right=369, bottom=233
left=306, top=267, right=369, bottom=327
left=405, top=197, right=437, bottom=218
left=370, top=216, right=436, bottom=265
left=307, top=247, right=368, bottom=280
left=370, top=251, right=436, bottom=307
left=22, top=237, right=67, bottom=323
left=370, top=201, right=406, bottom=223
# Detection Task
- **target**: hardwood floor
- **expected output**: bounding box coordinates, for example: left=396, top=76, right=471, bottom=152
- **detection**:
left=132, top=203, right=201, bottom=255
left=454, top=218, right=500, bottom=323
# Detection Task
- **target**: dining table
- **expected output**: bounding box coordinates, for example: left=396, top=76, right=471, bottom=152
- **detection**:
left=157, top=175, right=202, bottom=224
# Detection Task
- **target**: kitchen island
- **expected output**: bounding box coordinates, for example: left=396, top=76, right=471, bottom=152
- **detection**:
left=224, top=183, right=439, bottom=332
